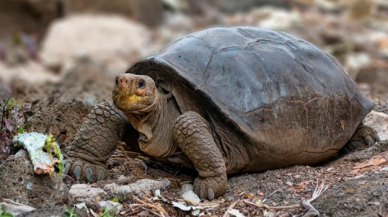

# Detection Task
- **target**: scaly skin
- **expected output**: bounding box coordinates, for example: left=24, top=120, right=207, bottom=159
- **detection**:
left=173, top=111, right=227, bottom=200
left=64, top=102, right=128, bottom=182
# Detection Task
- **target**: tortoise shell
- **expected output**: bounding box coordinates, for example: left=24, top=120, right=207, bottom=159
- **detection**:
left=127, top=27, right=374, bottom=171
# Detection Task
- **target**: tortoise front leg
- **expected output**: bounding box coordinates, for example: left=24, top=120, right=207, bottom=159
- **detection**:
left=65, top=102, right=128, bottom=182
left=173, top=112, right=227, bottom=200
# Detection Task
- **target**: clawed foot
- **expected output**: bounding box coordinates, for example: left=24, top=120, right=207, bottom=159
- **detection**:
left=193, top=174, right=227, bottom=200
left=341, top=125, right=380, bottom=154
left=64, top=157, right=107, bottom=182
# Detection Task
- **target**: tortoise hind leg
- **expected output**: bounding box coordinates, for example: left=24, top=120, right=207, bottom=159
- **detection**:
left=340, top=124, right=380, bottom=154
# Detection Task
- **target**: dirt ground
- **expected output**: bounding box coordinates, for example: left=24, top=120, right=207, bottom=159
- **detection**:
left=1, top=1, right=388, bottom=217
left=99, top=137, right=388, bottom=217
left=2, top=56, right=387, bottom=217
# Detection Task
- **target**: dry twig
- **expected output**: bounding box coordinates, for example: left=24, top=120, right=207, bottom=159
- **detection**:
left=134, top=196, right=167, bottom=217
left=182, top=198, right=223, bottom=206
left=223, top=199, right=240, bottom=217
left=140, top=207, right=163, bottom=217
left=262, top=188, right=283, bottom=202
left=244, top=179, right=329, bottom=211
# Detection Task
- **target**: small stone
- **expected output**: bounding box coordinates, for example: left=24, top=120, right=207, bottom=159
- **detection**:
left=182, top=190, right=200, bottom=204
left=99, top=201, right=123, bottom=213
left=101, top=179, right=170, bottom=202
left=118, top=179, right=170, bottom=196
left=69, top=184, right=107, bottom=199
left=0, top=202, right=35, bottom=217
left=180, top=184, right=193, bottom=195
left=363, top=111, right=388, bottom=141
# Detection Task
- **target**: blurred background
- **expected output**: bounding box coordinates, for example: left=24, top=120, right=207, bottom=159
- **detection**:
left=0, top=0, right=387, bottom=102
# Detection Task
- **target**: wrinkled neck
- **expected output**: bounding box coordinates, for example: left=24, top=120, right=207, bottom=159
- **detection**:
left=124, top=93, right=179, bottom=158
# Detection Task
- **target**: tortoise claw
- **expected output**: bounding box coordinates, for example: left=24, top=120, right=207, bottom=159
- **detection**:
left=363, top=135, right=374, bottom=147
left=64, top=157, right=107, bottom=183
left=193, top=175, right=227, bottom=200
left=207, top=188, right=215, bottom=200
left=340, top=125, right=379, bottom=155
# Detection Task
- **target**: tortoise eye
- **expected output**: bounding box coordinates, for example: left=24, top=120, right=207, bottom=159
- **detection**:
left=137, top=80, right=146, bottom=88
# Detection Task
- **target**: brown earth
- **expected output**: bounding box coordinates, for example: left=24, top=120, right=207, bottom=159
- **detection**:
left=2, top=38, right=388, bottom=217
left=0, top=1, right=388, bottom=216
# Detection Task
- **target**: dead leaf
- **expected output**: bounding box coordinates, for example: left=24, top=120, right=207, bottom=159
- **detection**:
left=353, top=157, right=387, bottom=169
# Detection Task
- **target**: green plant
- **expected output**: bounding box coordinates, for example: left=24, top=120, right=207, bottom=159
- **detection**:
left=0, top=205, right=14, bottom=217
left=63, top=207, right=77, bottom=217
left=99, top=205, right=118, bottom=217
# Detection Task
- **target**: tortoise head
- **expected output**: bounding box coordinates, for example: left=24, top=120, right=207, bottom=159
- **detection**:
left=112, top=74, right=158, bottom=113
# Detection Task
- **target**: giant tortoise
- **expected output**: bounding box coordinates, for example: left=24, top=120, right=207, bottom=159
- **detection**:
left=64, top=27, right=379, bottom=200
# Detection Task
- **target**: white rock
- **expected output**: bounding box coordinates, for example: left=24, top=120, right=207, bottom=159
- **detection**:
left=182, top=190, right=200, bottom=204
left=102, top=183, right=119, bottom=194
left=117, top=179, right=170, bottom=196
left=75, top=203, right=89, bottom=213
left=229, top=208, right=245, bottom=217
left=69, top=184, right=107, bottom=199
left=0, top=61, right=60, bottom=86
left=99, top=201, right=123, bottom=212
left=0, top=202, right=35, bottom=217
left=70, top=179, right=170, bottom=203
left=40, top=14, right=151, bottom=70
left=363, top=110, right=388, bottom=141
left=180, top=184, right=194, bottom=195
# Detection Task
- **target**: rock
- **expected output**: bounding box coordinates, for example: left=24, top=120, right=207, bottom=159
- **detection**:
left=74, top=197, right=101, bottom=212
left=0, top=61, right=60, bottom=87
left=99, top=201, right=123, bottom=213
left=74, top=203, right=89, bottom=214
left=40, top=14, right=151, bottom=71
left=0, top=201, right=35, bottom=217
left=104, top=179, right=170, bottom=201
left=69, top=184, right=107, bottom=199
left=117, top=179, right=171, bottom=196
left=0, top=150, right=69, bottom=207
left=180, top=184, right=194, bottom=195
left=363, top=110, right=388, bottom=141
left=70, top=179, right=170, bottom=203
left=182, top=191, right=200, bottom=204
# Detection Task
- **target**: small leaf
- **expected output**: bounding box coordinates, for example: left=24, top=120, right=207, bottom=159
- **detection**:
left=17, top=126, right=23, bottom=134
